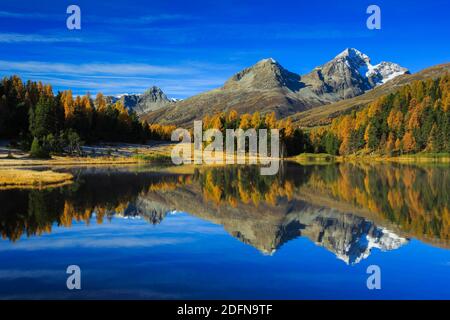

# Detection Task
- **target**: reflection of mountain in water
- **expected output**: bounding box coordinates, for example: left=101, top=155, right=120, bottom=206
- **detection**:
left=95, top=190, right=408, bottom=264
left=281, top=206, right=407, bottom=264
left=127, top=188, right=407, bottom=264
left=119, top=199, right=170, bottom=225
left=1, top=162, right=447, bottom=264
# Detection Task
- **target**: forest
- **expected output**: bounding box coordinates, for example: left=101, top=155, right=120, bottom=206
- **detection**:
left=306, top=163, right=450, bottom=241
left=1, top=163, right=447, bottom=244
left=309, top=74, right=450, bottom=155
left=0, top=76, right=161, bottom=157
left=199, top=110, right=311, bottom=156
left=1, top=74, right=448, bottom=158
left=173, top=74, right=450, bottom=157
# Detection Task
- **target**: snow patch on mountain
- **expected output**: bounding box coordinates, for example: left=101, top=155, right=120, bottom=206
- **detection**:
left=335, top=226, right=408, bottom=265
left=368, top=61, right=409, bottom=84
left=337, top=48, right=409, bottom=86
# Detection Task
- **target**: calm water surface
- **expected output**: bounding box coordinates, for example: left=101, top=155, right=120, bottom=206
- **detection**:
left=0, top=162, right=449, bottom=299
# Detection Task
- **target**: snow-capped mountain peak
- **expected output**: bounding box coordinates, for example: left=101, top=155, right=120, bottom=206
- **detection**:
left=258, top=57, right=278, bottom=64
left=299, top=48, right=409, bottom=101
left=324, top=48, right=409, bottom=92
left=368, top=61, right=409, bottom=84
left=336, top=48, right=371, bottom=65
left=332, top=48, right=409, bottom=85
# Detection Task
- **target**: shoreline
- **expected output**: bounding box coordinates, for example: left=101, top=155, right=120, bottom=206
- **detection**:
left=0, top=150, right=449, bottom=169
left=0, top=169, right=74, bottom=190
left=0, top=156, right=143, bottom=168
left=291, top=153, right=450, bottom=165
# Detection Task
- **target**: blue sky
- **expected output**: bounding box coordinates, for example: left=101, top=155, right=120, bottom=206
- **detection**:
left=0, top=0, right=448, bottom=98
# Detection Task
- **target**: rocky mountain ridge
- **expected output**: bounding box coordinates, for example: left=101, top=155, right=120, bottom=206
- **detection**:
left=107, top=86, right=173, bottom=115
left=142, top=48, right=409, bottom=127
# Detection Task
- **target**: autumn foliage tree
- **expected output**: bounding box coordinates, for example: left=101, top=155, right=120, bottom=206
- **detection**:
left=310, top=74, right=450, bottom=155
left=200, top=110, right=311, bottom=156
left=0, top=75, right=153, bottom=154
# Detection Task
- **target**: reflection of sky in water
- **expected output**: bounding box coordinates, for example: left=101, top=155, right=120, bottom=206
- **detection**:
left=0, top=213, right=449, bottom=299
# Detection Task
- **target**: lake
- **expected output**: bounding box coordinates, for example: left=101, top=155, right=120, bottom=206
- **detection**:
left=0, top=162, right=449, bottom=299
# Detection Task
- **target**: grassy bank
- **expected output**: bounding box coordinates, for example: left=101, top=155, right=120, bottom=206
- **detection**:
left=291, top=153, right=337, bottom=164
left=290, top=152, right=450, bottom=165
left=2, top=142, right=449, bottom=169
left=0, top=169, right=73, bottom=189
left=133, top=153, right=173, bottom=163
left=0, top=156, right=142, bottom=167
left=339, top=152, right=450, bottom=164
left=393, top=153, right=450, bottom=163
left=0, top=142, right=176, bottom=168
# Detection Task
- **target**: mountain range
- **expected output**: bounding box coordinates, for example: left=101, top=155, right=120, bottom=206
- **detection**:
left=115, top=173, right=408, bottom=264
left=141, top=48, right=415, bottom=127
left=106, top=86, right=175, bottom=115
left=291, top=61, right=450, bottom=127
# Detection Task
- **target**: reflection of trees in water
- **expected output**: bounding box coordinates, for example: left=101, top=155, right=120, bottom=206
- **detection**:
left=195, top=165, right=311, bottom=207
left=0, top=164, right=448, bottom=244
left=0, top=172, right=191, bottom=241
left=0, top=165, right=312, bottom=241
left=306, top=163, right=450, bottom=241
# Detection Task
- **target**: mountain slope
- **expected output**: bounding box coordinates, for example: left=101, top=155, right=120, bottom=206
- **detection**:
left=108, top=86, right=172, bottom=115
left=291, top=62, right=450, bottom=127
left=143, top=58, right=308, bottom=126
left=300, top=48, right=409, bottom=100
left=142, top=48, right=408, bottom=127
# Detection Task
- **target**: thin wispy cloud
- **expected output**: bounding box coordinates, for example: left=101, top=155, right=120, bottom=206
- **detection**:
left=0, top=9, right=194, bottom=26
left=0, top=33, right=82, bottom=43
left=0, top=235, right=193, bottom=251
left=13, top=74, right=225, bottom=96
left=138, top=14, right=192, bottom=22
left=105, top=13, right=196, bottom=25
left=0, top=269, right=57, bottom=280
left=0, top=60, right=193, bottom=76
left=271, top=28, right=372, bottom=40
left=0, top=10, right=57, bottom=19
left=0, top=60, right=237, bottom=97
left=135, top=23, right=372, bottom=45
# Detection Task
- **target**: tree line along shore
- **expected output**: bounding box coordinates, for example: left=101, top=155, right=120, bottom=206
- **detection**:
left=0, top=74, right=449, bottom=165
